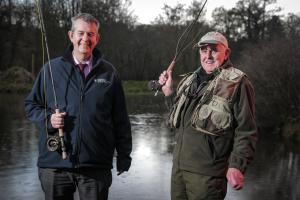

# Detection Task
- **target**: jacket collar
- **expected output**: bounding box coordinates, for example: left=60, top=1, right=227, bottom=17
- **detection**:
left=196, top=59, right=233, bottom=80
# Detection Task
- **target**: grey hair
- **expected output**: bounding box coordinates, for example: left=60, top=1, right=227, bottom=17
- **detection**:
left=70, top=13, right=100, bottom=32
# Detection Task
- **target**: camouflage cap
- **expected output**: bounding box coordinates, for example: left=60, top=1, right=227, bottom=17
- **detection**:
left=196, top=31, right=228, bottom=48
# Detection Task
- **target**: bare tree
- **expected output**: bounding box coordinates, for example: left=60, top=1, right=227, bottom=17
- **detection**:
left=212, top=0, right=281, bottom=41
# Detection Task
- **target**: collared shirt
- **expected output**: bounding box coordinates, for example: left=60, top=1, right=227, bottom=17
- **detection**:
left=72, top=54, right=93, bottom=78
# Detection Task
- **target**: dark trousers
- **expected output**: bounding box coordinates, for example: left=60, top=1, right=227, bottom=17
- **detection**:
left=171, top=166, right=227, bottom=200
left=38, top=168, right=112, bottom=200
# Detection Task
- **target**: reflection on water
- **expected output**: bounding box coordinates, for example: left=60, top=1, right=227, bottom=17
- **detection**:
left=0, top=94, right=41, bottom=199
left=225, top=132, right=300, bottom=200
left=0, top=94, right=299, bottom=200
left=110, top=113, right=174, bottom=200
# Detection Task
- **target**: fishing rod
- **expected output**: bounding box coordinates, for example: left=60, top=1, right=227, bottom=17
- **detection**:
left=148, top=0, right=208, bottom=96
left=35, top=0, right=67, bottom=159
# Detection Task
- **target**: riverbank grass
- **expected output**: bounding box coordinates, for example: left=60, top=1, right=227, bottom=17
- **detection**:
left=122, top=80, right=153, bottom=95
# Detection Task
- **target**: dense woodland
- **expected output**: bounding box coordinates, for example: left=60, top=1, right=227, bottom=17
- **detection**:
left=1, top=0, right=300, bottom=133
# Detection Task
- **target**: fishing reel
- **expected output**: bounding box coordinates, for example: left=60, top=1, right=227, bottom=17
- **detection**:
left=46, top=135, right=61, bottom=152
left=148, top=80, right=161, bottom=91
left=148, top=60, right=176, bottom=95
left=46, top=109, right=68, bottom=159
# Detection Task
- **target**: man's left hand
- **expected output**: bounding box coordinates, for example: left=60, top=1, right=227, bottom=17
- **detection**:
left=226, top=168, right=244, bottom=190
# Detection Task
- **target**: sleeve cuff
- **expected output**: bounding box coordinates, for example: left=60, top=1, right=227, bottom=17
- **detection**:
left=117, top=156, right=132, bottom=171
left=228, top=153, right=248, bottom=173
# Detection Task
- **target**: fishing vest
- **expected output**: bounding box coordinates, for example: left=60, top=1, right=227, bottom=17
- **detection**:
left=169, top=66, right=245, bottom=136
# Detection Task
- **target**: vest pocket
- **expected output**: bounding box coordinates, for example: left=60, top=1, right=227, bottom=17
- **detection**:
left=191, top=95, right=232, bottom=135
left=211, top=110, right=231, bottom=129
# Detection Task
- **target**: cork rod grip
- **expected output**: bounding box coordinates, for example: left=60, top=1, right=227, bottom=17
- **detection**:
left=55, top=109, right=67, bottom=160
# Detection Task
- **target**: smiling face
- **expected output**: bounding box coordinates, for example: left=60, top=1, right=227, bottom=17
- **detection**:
left=199, top=43, right=230, bottom=74
left=68, top=19, right=100, bottom=62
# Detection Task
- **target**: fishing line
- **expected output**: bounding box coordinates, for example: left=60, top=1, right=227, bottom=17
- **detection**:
left=35, top=0, right=49, bottom=137
left=35, top=0, right=58, bottom=108
left=174, top=0, right=207, bottom=63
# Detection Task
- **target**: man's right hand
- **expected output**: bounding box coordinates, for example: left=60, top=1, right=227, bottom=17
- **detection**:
left=159, top=70, right=173, bottom=96
left=50, top=112, right=67, bottom=129
left=226, top=168, right=244, bottom=190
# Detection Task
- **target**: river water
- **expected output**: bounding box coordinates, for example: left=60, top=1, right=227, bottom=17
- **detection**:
left=0, top=93, right=299, bottom=200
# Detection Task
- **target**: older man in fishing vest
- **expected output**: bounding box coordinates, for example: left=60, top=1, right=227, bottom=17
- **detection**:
left=25, top=13, right=132, bottom=200
left=159, top=31, right=257, bottom=200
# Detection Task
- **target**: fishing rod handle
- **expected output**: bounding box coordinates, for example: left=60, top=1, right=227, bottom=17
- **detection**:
left=166, top=60, right=176, bottom=72
left=55, top=109, right=64, bottom=137
left=55, top=109, right=67, bottom=160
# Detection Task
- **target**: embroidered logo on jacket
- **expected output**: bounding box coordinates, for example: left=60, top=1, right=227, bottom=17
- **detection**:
left=94, top=78, right=110, bottom=84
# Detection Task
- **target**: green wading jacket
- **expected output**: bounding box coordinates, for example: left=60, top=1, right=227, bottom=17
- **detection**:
left=168, top=60, right=257, bottom=177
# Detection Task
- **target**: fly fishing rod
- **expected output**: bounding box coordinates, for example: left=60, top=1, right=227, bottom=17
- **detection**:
left=35, top=0, right=67, bottom=159
left=148, top=0, right=208, bottom=96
